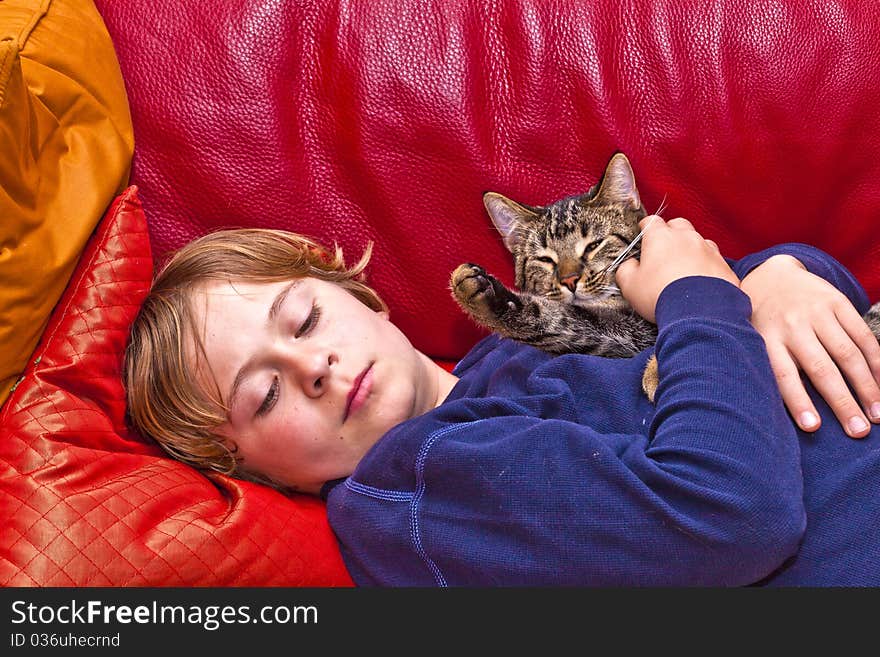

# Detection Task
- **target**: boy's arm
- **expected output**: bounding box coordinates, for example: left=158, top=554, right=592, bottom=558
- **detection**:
left=368, top=277, right=803, bottom=586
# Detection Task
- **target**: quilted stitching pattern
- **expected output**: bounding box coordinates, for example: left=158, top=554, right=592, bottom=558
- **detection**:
left=0, top=187, right=353, bottom=586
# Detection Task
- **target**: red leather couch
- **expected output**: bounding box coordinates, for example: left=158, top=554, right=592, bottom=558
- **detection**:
left=3, top=0, right=880, bottom=586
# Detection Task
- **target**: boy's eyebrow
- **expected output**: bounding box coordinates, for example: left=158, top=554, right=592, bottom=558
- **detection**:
left=268, top=279, right=299, bottom=323
left=228, top=280, right=300, bottom=412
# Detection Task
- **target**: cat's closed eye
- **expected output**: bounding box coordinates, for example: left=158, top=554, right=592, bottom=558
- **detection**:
left=581, top=240, right=604, bottom=257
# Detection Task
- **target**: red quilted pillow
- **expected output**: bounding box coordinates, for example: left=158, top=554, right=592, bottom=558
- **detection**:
left=0, top=187, right=353, bottom=586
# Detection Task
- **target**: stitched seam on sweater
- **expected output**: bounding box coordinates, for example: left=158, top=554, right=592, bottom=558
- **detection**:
left=658, top=315, right=754, bottom=337
left=411, top=424, right=467, bottom=587
left=343, top=478, right=413, bottom=502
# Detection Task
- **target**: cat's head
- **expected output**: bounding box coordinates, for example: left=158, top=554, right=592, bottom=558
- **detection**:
left=484, top=152, right=646, bottom=307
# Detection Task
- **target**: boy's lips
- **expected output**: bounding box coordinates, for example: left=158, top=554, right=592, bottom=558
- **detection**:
left=344, top=363, right=373, bottom=421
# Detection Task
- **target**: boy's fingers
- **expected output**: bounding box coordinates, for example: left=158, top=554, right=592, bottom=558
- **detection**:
left=816, top=316, right=880, bottom=423
left=836, top=304, right=880, bottom=387
left=767, top=343, right=821, bottom=432
left=667, top=217, right=695, bottom=231
left=794, top=339, right=870, bottom=439
left=615, top=257, right=638, bottom=286
left=638, top=214, right=664, bottom=231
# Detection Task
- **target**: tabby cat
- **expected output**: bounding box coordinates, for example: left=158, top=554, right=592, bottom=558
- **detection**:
left=450, top=152, right=880, bottom=402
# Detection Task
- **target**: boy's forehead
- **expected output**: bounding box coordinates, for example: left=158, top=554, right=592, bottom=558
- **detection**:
left=189, top=277, right=315, bottom=340
left=198, top=277, right=303, bottom=299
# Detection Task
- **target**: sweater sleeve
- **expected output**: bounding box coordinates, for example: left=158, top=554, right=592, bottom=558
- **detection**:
left=728, top=243, right=870, bottom=313
left=330, top=277, right=807, bottom=586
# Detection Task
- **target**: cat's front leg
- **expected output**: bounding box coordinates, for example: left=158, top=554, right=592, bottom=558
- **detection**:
left=450, top=263, right=524, bottom=330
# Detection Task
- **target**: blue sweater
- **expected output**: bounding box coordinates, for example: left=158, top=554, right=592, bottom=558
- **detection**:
left=326, top=244, right=880, bottom=586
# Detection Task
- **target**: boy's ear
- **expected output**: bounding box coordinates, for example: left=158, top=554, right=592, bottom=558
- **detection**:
left=483, top=192, right=540, bottom=252
left=377, top=309, right=390, bottom=321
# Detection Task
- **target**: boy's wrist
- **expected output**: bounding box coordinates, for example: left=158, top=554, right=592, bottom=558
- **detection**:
left=655, top=276, right=752, bottom=329
left=740, top=254, right=805, bottom=305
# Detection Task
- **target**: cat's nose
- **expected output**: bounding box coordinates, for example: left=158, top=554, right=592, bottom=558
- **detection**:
left=559, top=274, right=579, bottom=292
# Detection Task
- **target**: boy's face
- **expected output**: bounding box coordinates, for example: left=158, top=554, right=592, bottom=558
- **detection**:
left=190, top=277, right=442, bottom=494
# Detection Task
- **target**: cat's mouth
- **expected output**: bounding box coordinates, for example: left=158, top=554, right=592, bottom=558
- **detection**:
left=562, top=272, right=622, bottom=304
left=564, top=282, right=622, bottom=307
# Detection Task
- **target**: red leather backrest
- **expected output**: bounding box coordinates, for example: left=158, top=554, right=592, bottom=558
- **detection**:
left=94, top=0, right=880, bottom=363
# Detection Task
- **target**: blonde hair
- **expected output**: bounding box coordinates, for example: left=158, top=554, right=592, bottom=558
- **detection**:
left=124, top=228, right=386, bottom=489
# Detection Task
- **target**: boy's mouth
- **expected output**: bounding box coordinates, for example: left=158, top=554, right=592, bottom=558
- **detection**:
left=344, top=363, right=374, bottom=422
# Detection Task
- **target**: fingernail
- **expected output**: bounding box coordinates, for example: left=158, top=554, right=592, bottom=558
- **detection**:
left=870, top=402, right=880, bottom=422
left=848, top=416, right=869, bottom=435
left=798, top=411, right=819, bottom=430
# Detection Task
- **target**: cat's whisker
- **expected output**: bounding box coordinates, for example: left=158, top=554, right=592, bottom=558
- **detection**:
left=654, top=194, right=668, bottom=218
left=596, top=285, right=621, bottom=299
left=599, top=214, right=660, bottom=276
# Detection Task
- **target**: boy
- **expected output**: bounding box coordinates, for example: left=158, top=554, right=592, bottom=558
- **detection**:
left=125, top=217, right=880, bottom=585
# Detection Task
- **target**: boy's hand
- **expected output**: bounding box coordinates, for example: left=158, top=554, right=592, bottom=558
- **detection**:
left=741, top=254, right=880, bottom=439
left=615, top=215, right=739, bottom=323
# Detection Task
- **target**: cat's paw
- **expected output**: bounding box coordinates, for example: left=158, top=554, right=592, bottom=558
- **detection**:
left=451, top=263, right=521, bottom=319
left=641, top=354, right=658, bottom=403
left=451, top=263, right=492, bottom=302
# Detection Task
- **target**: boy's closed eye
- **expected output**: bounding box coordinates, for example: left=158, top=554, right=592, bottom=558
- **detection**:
left=296, top=302, right=322, bottom=338
left=256, top=376, right=280, bottom=417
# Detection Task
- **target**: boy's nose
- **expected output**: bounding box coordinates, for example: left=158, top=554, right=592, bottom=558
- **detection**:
left=287, top=349, right=334, bottom=398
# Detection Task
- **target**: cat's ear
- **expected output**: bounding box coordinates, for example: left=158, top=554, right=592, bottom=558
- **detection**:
left=593, top=153, right=642, bottom=210
left=483, top=192, right=539, bottom=252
